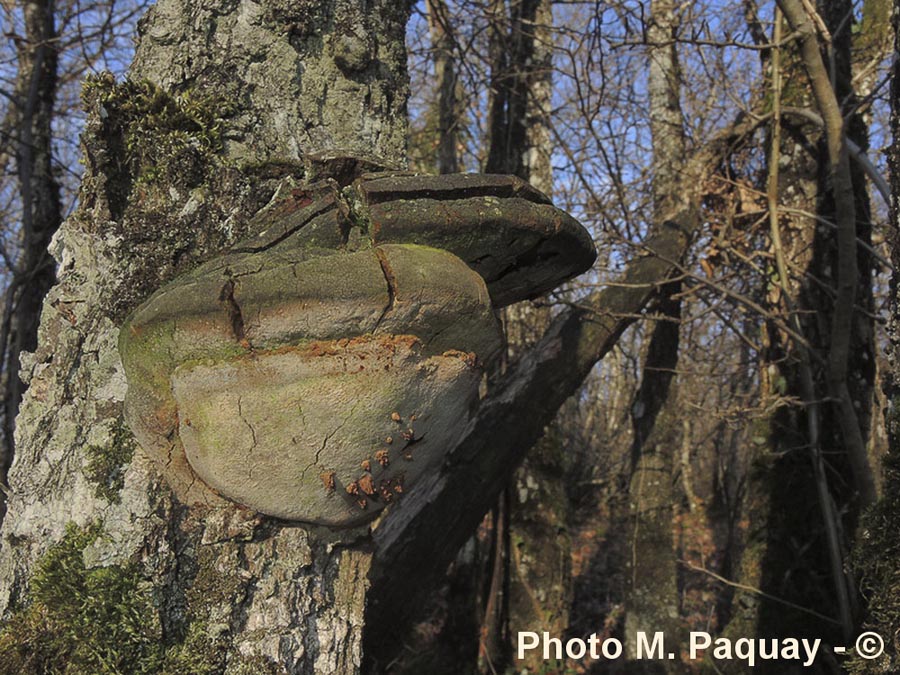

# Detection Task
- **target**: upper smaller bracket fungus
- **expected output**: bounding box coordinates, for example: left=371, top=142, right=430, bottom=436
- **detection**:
left=119, top=171, right=595, bottom=526
left=354, top=173, right=596, bottom=306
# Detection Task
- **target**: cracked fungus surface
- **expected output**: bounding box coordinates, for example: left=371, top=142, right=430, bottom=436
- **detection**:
left=120, top=244, right=502, bottom=525
left=119, top=172, right=596, bottom=525
left=174, top=336, right=480, bottom=523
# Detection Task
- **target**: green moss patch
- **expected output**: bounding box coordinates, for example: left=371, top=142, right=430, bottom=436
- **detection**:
left=0, top=523, right=162, bottom=674
left=847, top=452, right=900, bottom=672
left=159, top=622, right=223, bottom=675
left=0, top=523, right=222, bottom=675
left=82, top=73, right=228, bottom=187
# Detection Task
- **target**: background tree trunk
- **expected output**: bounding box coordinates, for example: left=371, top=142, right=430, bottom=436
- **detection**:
left=848, top=2, right=900, bottom=671
left=425, top=0, right=460, bottom=175
left=0, top=0, right=62, bottom=519
left=716, top=2, right=877, bottom=660
left=477, top=3, right=573, bottom=670
left=624, top=283, right=682, bottom=670
left=621, top=2, right=690, bottom=668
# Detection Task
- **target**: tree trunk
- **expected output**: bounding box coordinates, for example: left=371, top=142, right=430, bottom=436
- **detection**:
left=846, top=2, right=900, bottom=671
left=621, top=2, right=691, bottom=665
left=477, top=3, right=573, bottom=669
left=0, top=1, right=410, bottom=672
left=425, top=0, right=460, bottom=175
left=726, top=6, right=835, bottom=650
left=715, top=2, right=879, bottom=660
left=484, top=0, right=539, bottom=179
left=624, top=284, right=683, bottom=670
left=0, top=0, right=62, bottom=518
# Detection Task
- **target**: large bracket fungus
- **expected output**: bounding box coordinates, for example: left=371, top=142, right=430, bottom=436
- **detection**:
left=119, top=172, right=596, bottom=526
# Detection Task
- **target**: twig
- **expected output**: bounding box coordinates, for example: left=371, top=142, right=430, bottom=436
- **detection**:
left=679, top=559, right=842, bottom=626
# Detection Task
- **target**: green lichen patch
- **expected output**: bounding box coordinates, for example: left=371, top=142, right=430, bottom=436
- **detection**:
left=187, top=545, right=243, bottom=615
left=342, top=184, right=371, bottom=234
left=83, top=420, right=137, bottom=504
left=0, top=523, right=163, bottom=675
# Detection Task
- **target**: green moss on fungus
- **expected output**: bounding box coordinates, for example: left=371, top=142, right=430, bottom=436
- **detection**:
left=83, top=420, right=136, bottom=504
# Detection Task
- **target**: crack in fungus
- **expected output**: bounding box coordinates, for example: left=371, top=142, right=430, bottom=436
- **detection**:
left=219, top=277, right=247, bottom=345
left=373, top=247, right=397, bottom=329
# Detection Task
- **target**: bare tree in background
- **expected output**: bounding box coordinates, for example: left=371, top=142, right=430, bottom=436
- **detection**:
left=621, top=3, right=692, bottom=670
left=0, top=0, right=61, bottom=514
left=0, top=0, right=145, bottom=516
left=425, top=0, right=460, bottom=174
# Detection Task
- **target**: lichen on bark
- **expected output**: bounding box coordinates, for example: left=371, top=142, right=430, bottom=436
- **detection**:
left=82, top=417, right=136, bottom=504
left=129, top=0, right=411, bottom=167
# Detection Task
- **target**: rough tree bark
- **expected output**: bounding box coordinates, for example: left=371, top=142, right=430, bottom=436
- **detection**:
left=0, top=1, right=410, bottom=672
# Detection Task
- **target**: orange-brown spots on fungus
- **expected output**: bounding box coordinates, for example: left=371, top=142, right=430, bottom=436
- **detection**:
left=375, top=475, right=407, bottom=503
left=358, top=473, right=376, bottom=496
left=441, top=349, right=478, bottom=367
left=319, top=471, right=336, bottom=493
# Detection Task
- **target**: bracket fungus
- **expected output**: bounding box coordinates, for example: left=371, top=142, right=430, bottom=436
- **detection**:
left=119, top=172, right=595, bottom=526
